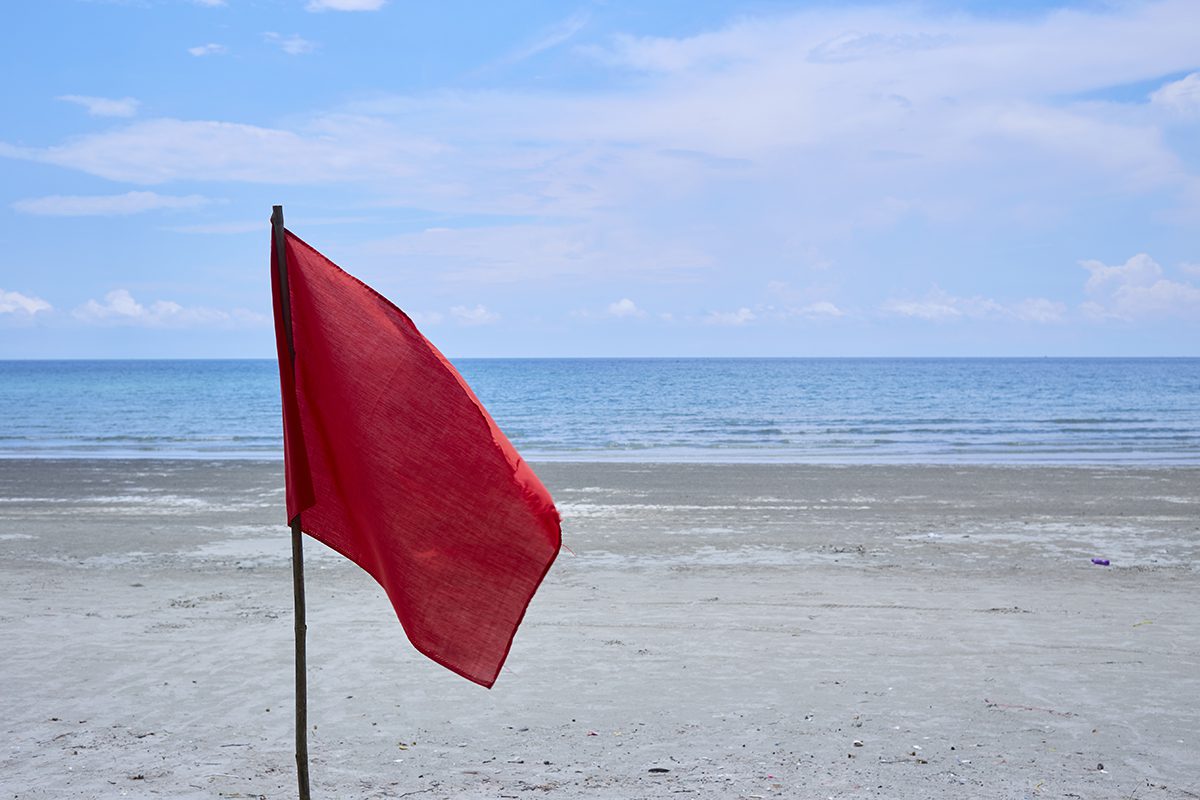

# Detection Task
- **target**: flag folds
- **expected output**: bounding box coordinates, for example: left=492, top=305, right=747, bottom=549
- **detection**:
left=271, top=228, right=561, bottom=688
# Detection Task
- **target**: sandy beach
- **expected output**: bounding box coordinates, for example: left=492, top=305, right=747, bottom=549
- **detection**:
left=1, top=459, right=1197, bottom=799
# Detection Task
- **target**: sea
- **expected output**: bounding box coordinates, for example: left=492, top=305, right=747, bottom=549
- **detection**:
left=0, top=358, right=1197, bottom=464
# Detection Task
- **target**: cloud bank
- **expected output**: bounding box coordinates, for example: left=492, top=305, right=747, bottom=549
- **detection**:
left=74, top=290, right=266, bottom=328
left=0, top=290, right=52, bottom=315
left=57, top=95, right=139, bottom=118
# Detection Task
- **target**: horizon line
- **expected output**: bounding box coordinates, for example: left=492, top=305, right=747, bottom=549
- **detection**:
left=2, top=355, right=1198, bottom=362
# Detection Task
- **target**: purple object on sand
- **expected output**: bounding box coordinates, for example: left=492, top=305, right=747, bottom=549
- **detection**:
left=1091, top=558, right=1110, bottom=566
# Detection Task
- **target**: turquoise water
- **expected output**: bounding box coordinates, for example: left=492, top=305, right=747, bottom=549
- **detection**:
left=0, top=358, right=1197, bottom=463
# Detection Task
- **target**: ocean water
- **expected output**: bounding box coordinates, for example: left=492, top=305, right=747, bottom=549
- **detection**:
left=0, top=358, right=1197, bottom=464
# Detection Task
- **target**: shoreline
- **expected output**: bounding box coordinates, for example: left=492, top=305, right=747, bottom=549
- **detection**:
left=1, top=460, right=1197, bottom=798
left=3, top=455, right=1200, bottom=466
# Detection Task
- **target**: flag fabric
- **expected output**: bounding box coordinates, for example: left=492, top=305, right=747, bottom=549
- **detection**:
left=271, top=228, right=561, bottom=688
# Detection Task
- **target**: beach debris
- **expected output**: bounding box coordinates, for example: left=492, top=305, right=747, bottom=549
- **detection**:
left=1133, top=619, right=1153, bottom=627
left=1091, top=558, right=1110, bottom=566
left=648, top=767, right=671, bottom=773
left=853, top=740, right=864, bottom=747
left=517, top=781, right=558, bottom=792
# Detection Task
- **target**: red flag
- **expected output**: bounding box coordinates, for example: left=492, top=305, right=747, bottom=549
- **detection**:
left=271, top=227, right=561, bottom=688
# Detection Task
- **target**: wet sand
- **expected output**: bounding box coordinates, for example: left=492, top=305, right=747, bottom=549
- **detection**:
left=1, top=460, right=1197, bottom=799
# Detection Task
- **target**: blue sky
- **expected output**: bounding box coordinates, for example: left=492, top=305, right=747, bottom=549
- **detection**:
left=1, top=0, right=1198, bottom=357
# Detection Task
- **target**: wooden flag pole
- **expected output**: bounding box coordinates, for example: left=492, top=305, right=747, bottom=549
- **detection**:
left=290, top=514, right=311, bottom=800
left=272, top=204, right=312, bottom=800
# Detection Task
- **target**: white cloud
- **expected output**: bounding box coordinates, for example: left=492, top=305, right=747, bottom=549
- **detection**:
left=407, top=311, right=443, bottom=327
left=1150, top=72, right=1200, bottom=116
left=265, top=33, right=317, bottom=56
left=73, top=289, right=266, bottom=328
left=306, top=0, right=385, bottom=11
left=0, top=290, right=51, bottom=315
left=498, top=10, right=589, bottom=65
left=1081, top=253, right=1162, bottom=294
left=188, top=43, right=228, bottom=57
left=592, top=3, right=1199, bottom=94
left=450, top=304, right=499, bottom=326
left=882, top=289, right=984, bottom=321
left=12, top=191, right=211, bottom=216
left=57, top=95, right=138, bottom=118
left=797, top=301, right=845, bottom=319
left=1180, top=262, right=1200, bottom=277
left=0, top=117, right=442, bottom=185
left=1109, top=280, right=1200, bottom=318
left=884, top=258, right=1193, bottom=325
left=192, top=0, right=227, bottom=6
left=1080, top=253, right=1200, bottom=319
left=705, top=307, right=755, bottom=326
left=883, top=287, right=1062, bottom=322
left=568, top=2, right=1198, bottom=177
left=1011, top=297, right=1067, bottom=323
left=762, top=282, right=846, bottom=319
left=607, top=298, right=645, bottom=318
left=989, top=104, right=1182, bottom=190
